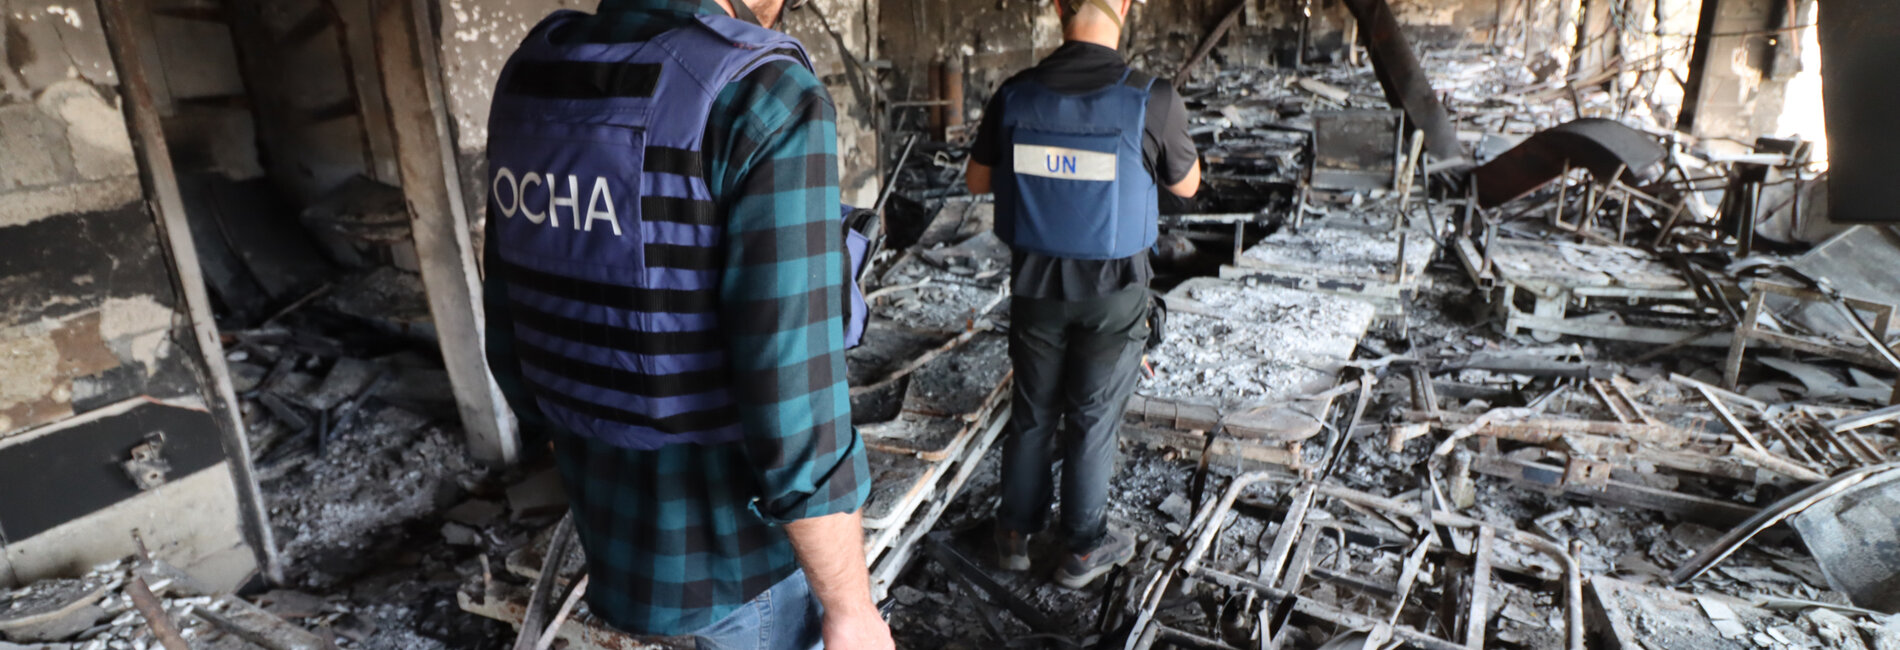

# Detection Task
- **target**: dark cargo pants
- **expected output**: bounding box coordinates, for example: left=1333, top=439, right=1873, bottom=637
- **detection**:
left=998, top=286, right=1150, bottom=552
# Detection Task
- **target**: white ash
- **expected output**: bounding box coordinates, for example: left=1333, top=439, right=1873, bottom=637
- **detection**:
left=1553, top=241, right=1680, bottom=278
left=0, top=560, right=226, bottom=649
left=1242, top=225, right=1438, bottom=278
left=877, top=255, right=1008, bottom=333
left=265, top=405, right=476, bottom=587
left=879, top=282, right=1005, bottom=332
left=324, top=267, right=432, bottom=324
left=1144, top=282, right=1374, bottom=407
left=339, top=601, right=449, bottom=650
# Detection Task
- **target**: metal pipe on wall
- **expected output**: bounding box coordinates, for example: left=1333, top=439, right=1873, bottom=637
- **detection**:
left=943, top=55, right=965, bottom=134
left=927, top=59, right=945, bottom=139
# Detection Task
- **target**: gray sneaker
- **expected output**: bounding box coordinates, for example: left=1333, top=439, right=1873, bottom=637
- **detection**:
left=1055, top=529, right=1136, bottom=589
left=996, top=527, right=1031, bottom=572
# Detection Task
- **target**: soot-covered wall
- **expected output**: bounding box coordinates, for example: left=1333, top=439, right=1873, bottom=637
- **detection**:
left=881, top=0, right=1505, bottom=129
left=1, top=0, right=255, bottom=590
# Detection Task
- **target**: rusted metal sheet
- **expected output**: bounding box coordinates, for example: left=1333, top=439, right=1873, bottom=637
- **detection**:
left=1340, top=0, right=1463, bottom=164
left=1471, top=118, right=1666, bottom=207
left=1672, top=463, right=1900, bottom=586
left=1126, top=395, right=1326, bottom=443
left=1415, top=410, right=1696, bottom=446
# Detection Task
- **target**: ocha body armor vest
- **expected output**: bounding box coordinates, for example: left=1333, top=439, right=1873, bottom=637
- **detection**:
left=486, top=10, right=868, bottom=450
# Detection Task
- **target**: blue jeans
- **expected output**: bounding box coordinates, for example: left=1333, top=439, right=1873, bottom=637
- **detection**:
left=690, top=570, right=822, bottom=650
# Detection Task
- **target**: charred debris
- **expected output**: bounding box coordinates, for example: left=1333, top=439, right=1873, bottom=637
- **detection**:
left=459, top=0, right=1900, bottom=646
left=6, top=0, right=1898, bottom=648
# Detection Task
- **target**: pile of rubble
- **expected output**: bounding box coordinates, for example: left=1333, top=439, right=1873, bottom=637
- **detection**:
left=8, top=169, right=550, bottom=649
left=226, top=337, right=475, bottom=586
left=0, top=554, right=356, bottom=650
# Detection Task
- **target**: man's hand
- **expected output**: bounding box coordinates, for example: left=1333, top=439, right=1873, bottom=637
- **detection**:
left=821, top=607, right=894, bottom=650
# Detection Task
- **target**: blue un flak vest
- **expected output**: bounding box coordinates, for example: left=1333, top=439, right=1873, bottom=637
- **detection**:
left=486, top=11, right=868, bottom=449
left=994, top=69, right=1159, bottom=260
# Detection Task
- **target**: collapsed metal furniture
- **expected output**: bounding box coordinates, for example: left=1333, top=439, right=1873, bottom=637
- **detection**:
left=1126, top=472, right=1583, bottom=650
left=1127, top=278, right=1378, bottom=457
left=1219, top=213, right=1441, bottom=323
left=1482, top=239, right=1704, bottom=345
left=1725, top=280, right=1900, bottom=404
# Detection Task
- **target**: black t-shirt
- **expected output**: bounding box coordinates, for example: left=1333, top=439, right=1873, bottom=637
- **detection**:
left=971, top=41, right=1198, bottom=301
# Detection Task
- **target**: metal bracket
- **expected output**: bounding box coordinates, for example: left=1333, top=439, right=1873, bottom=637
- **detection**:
left=122, top=432, right=171, bottom=491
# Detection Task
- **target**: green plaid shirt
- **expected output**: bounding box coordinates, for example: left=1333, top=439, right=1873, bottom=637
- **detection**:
left=481, top=0, right=868, bottom=635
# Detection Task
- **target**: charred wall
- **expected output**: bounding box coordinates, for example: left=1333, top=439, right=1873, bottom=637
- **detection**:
left=223, top=0, right=399, bottom=203
left=0, top=0, right=253, bottom=590
left=778, top=0, right=882, bottom=207
left=434, top=0, right=884, bottom=217
left=882, top=0, right=1505, bottom=135
left=1677, top=0, right=1812, bottom=143
left=0, top=0, right=197, bottom=439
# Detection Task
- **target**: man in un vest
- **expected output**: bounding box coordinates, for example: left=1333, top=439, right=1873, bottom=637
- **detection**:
left=966, top=0, right=1202, bottom=588
left=480, top=0, right=892, bottom=647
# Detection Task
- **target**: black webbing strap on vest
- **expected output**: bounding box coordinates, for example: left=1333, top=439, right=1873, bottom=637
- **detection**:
left=727, top=0, right=766, bottom=27
left=1122, top=69, right=1155, bottom=90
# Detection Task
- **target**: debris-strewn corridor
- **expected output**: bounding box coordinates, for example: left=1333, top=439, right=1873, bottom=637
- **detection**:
left=4, top=0, right=1898, bottom=648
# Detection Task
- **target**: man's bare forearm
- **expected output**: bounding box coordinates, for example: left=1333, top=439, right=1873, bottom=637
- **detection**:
left=783, top=511, right=878, bottom=616
left=966, top=161, right=993, bottom=195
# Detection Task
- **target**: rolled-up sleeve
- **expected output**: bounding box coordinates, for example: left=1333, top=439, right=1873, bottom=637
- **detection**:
left=716, top=70, right=869, bottom=525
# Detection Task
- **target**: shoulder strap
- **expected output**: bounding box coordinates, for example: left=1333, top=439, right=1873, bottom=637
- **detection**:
left=520, top=10, right=588, bottom=47
left=641, top=14, right=812, bottom=96
left=1122, top=69, right=1157, bottom=91
left=691, top=14, right=814, bottom=72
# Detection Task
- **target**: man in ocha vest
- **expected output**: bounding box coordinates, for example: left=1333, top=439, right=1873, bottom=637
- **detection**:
left=480, top=0, right=893, bottom=647
left=966, top=0, right=1203, bottom=588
